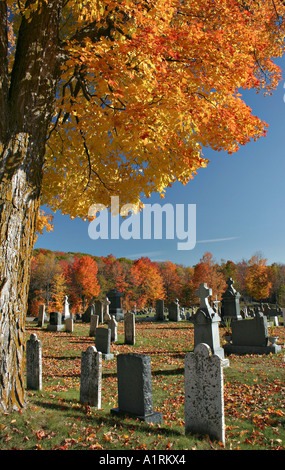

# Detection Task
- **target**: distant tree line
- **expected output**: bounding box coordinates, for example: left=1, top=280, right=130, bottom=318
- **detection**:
left=28, top=249, right=285, bottom=316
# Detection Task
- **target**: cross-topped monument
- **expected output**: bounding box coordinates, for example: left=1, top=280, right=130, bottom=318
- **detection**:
left=193, top=283, right=229, bottom=367
left=195, top=283, right=212, bottom=310
left=221, top=277, right=241, bottom=321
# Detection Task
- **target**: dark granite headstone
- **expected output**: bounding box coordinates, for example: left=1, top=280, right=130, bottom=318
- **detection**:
left=221, top=278, right=242, bottom=321
left=47, top=311, right=64, bottom=331
left=82, top=303, right=95, bottom=323
left=111, top=353, right=162, bottom=424
left=155, top=299, right=165, bottom=321
left=168, top=299, right=180, bottom=321
left=224, top=314, right=281, bottom=355
left=106, top=289, right=124, bottom=321
left=95, top=328, right=113, bottom=360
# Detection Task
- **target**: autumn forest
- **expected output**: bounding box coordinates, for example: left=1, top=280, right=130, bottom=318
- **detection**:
left=28, top=249, right=285, bottom=317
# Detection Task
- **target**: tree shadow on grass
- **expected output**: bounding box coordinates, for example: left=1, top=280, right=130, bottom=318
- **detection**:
left=102, top=366, right=184, bottom=379
left=32, top=399, right=183, bottom=437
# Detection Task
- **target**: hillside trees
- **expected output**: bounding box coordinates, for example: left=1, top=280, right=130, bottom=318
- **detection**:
left=191, top=252, right=227, bottom=303
left=29, top=251, right=63, bottom=313
left=130, top=257, right=165, bottom=309
left=64, top=255, right=100, bottom=312
left=1, top=0, right=285, bottom=412
left=245, top=254, right=272, bottom=301
left=159, top=260, right=182, bottom=304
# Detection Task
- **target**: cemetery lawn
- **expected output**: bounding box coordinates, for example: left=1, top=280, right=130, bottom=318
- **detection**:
left=0, top=319, right=284, bottom=451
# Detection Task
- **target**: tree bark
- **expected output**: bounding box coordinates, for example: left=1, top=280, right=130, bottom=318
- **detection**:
left=0, top=0, right=62, bottom=411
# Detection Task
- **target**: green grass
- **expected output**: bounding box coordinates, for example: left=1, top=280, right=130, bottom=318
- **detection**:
left=0, top=319, right=284, bottom=450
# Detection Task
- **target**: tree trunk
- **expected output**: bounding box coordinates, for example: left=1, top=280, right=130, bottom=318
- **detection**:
left=0, top=142, right=41, bottom=410
left=0, top=0, right=62, bottom=411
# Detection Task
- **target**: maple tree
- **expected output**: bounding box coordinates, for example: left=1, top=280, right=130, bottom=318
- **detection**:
left=159, top=260, right=182, bottom=304
left=99, top=254, right=129, bottom=294
left=29, top=251, right=62, bottom=311
left=64, top=255, right=100, bottom=312
left=48, top=272, right=66, bottom=312
left=1, top=0, right=285, bottom=411
left=268, top=262, right=285, bottom=303
left=130, top=257, right=165, bottom=308
left=191, top=252, right=227, bottom=303
left=245, top=254, right=272, bottom=301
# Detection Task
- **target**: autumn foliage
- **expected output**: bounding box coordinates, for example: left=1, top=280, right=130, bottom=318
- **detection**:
left=1, top=0, right=285, bottom=412
left=28, top=249, right=285, bottom=315
left=36, top=0, right=285, bottom=217
left=245, top=254, right=272, bottom=301
left=64, top=255, right=100, bottom=312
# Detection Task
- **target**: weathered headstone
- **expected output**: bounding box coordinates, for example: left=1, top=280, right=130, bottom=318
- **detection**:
left=111, top=353, right=162, bottom=424
left=80, top=346, right=102, bottom=408
left=95, top=327, right=113, bottom=360
left=38, top=304, right=46, bottom=327
left=106, top=289, right=124, bottom=321
left=168, top=299, right=180, bottom=321
left=124, top=312, right=135, bottom=345
left=89, top=314, right=99, bottom=336
left=263, top=304, right=279, bottom=326
left=108, top=315, right=118, bottom=342
left=224, top=312, right=281, bottom=355
left=185, top=343, right=225, bottom=445
left=82, top=302, right=95, bottom=323
left=26, top=333, right=42, bottom=390
left=65, top=316, right=73, bottom=332
left=47, top=311, right=64, bottom=331
left=155, top=299, right=165, bottom=321
left=192, top=283, right=229, bottom=367
left=103, top=297, right=111, bottom=322
left=221, top=278, right=242, bottom=321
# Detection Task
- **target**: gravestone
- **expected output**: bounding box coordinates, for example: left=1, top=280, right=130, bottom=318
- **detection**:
left=65, top=316, right=73, bottom=332
left=63, top=295, right=70, bottom=320
left=38, top=304, right=47, bottom=327
left=168, top=299, right=180, bottom=321
left=108, top=316, right=118, bottom=342
left=224, top=312, right=281, bottom=355
left=80, top=346, right=102, bottom=408
left=47, top=311, right=64, bottom=331
left=26, top=333, right=42, bottom=390
left=263, top=304, right=279, bottom=326
left=192, top=283, right=229, bottom=367
left=221, top=278, right=242, bottom=321
left=111, top=353, right=162, bottom=424
left=82, top=302, right=95, bottom=323
left=185, top=343, right=225, bottom=445
left=107, top=289, right=124, bottom=321
left=155, top=299, right=165, bottom=321
left=103, top=297, right=111, bottom=322
left=124, top=312, right=135, bottom=345
left=89, top=314, right=99, bottom=336
left=95, top=327, right=114, bottom=360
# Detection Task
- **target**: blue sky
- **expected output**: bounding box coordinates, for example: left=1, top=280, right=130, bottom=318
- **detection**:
left=36, top=58, right=285, bottom=267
